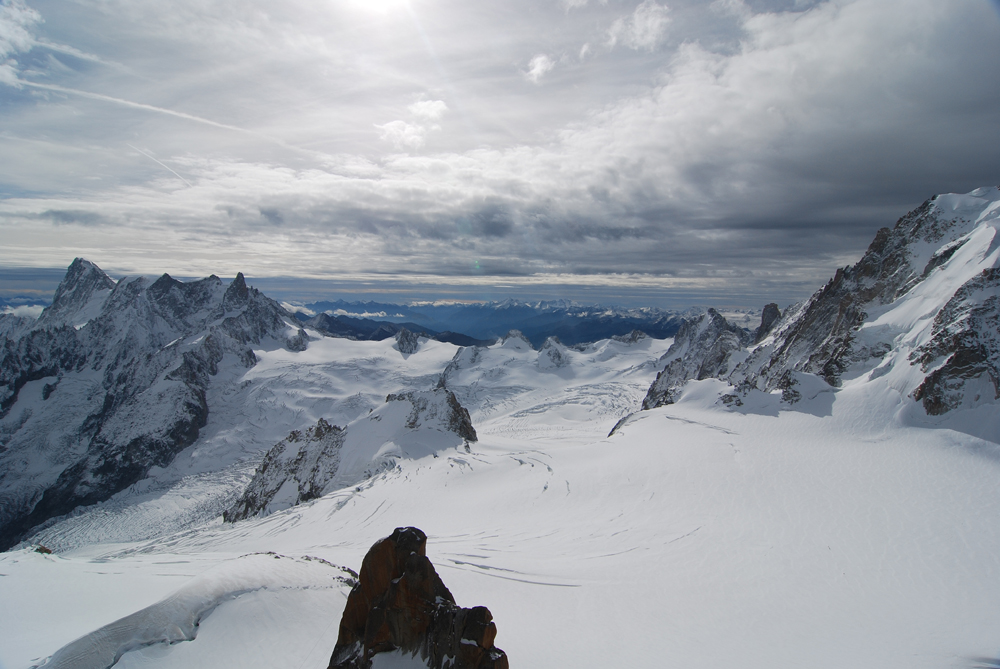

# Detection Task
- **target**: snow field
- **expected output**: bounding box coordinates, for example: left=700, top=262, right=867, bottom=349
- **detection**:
left=2, top=326, right=1000, bottom=668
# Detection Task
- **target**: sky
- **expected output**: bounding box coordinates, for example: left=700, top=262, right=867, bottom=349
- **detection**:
left=1, top=0, right=999, bottom=309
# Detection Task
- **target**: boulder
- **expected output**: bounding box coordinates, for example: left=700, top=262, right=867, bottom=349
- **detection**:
left=329, top=527, right=509, bottom=669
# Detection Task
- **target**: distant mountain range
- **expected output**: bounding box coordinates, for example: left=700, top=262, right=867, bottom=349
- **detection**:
left=293, top=298, right=692, bottom=347
left=4, top=185, right=999, bottom=554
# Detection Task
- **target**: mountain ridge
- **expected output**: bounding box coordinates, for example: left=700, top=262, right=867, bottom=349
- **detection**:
left=0, top=262, right=300, bottom=550
left=639, top=186, right=1000, bottom=422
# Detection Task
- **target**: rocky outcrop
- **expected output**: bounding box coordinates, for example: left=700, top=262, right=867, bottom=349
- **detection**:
left=0, top=260, right=296, bottom=550
left=642, top=309, right=751, bottom=409
left=910, top=268, right=1000, bottom=414
left=328, top=527, right=508, bottom=669
left=612, top=330, right=647, bottom=344
left=752, top=303, right=781, bottom=344
left=537, top=336, right=570, bottom=369
left=384, top=389, right=478, bottom=444
left=500, top=330, right=533, bottom=350
left=224, top=418, right=346, bottom=522
left=287, top=327, right=310, bottom=352
left=395, top=327, right=421, bottom=355
left=225, top=389, right=477, bottom=522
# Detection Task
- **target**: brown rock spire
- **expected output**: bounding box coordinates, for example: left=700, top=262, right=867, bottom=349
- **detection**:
left=329, top=527, right=509, bottom=669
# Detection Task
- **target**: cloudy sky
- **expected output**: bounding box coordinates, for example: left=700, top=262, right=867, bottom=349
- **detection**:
left=1, top=0, right=998, bottom=307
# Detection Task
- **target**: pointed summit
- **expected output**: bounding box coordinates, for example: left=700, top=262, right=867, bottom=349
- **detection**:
left=35, top=258, right=116, bottom=330
left=222, top=272, right=249, bottom=310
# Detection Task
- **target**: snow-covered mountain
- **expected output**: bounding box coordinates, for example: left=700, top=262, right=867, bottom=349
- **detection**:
left=2, top=188, right=1000, bottom=669
left=224, top=388, right=477, bottom=521
left=642, top=309, right=752, bottom=409
left=0, top=260, right=302, bottom=550
left=641, top=186, right=1000, bottom=428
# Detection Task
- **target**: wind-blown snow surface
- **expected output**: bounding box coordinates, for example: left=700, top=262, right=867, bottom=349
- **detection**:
left=3, top=323, right=1000, bottom=667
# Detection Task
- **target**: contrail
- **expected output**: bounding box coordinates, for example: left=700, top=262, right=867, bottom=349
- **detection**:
left=17, top=79, right=325, bottom=158
left=126, top=143, right=194, bottom=187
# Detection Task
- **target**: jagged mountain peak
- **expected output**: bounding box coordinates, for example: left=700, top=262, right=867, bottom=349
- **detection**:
left=223, top=272, right=250, bottom=311
left=733, top=186, right=1000, bottom=395
left=500, top=329, right=533, bottom=350
left=34, top=257, right=116, bottom=331
left=643, top=309, right=751, bottom=409
left=639, top=186, right=1000, bottom=420
left=0, top=262, right=298, bottom=550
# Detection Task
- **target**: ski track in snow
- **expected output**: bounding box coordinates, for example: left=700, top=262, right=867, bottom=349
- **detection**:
left=2, top=306, right=1000, bottom=668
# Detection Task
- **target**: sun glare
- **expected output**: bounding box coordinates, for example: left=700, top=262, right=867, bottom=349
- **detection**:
left=349, top=0, right=410, bottom=14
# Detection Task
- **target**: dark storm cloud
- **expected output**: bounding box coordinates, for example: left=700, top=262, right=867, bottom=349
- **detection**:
left=0, top=0, right=998, bottom=307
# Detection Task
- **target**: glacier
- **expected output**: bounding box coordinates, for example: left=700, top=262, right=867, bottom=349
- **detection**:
left=1, top=188, right=1000, bottom=668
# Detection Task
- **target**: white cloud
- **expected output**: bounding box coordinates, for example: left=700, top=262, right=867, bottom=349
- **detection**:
left=524, top=54, right=555, bottom=84
left=0, top=0, right=39, bottom=87
left=1, top=0, right=998, bottom=306
left=0, top=60, right=19, bottom=86
left=608, top=0, right=671, bottom=51
left=0, top=1, right=38, bottom=59
left=710, top=0, right=752, bottom=21
left=375, top=120, right=427, bottom=150
left=407, top=99, right=449, bottom=121
left=2, top=304, right=43, bottom=319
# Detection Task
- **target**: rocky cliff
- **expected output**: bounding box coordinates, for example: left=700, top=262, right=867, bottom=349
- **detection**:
left=640, top=186, right=1000, bottom=416
left=0, top=260, right=298, bottom=550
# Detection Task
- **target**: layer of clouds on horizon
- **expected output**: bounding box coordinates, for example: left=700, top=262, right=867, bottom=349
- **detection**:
left=0, top=0, right=998, bottom=307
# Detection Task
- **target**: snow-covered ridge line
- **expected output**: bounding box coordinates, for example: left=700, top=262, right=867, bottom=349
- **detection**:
left=225, top=388, right=478, bottom=522
left=640, top=185, right=1000, bottom=424
left=35, top=553, right=356, bottom=669
left=0, top=261, right=300, bottom=551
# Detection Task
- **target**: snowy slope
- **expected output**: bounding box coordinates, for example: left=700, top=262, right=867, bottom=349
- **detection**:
left=224, top=387, right=477, bottom=521
left=734, top=186, right=1000, bottom=413
left=637, top=187, right=1000, bottom=438
left=2, top=335, right=1000, bottom=669
left=2, top=189, right=1000, bottom=669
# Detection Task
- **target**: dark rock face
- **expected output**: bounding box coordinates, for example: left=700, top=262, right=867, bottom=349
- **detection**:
left=0, top=260, right=294, bottom=550
left=910, top=268, right=1000, bottom=414
left=329, top=527, right=509, bottom=669
left=287, top=327, right=310, bottom=352
left=733, top=196, right=967, bottom=393
left=643, top=309, right=751, bottom=409
left=395, top=327, right=420, bottom=355
left=223, top=418, right=346, bottom=523
left=753, top=303, right=782, bottom=344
